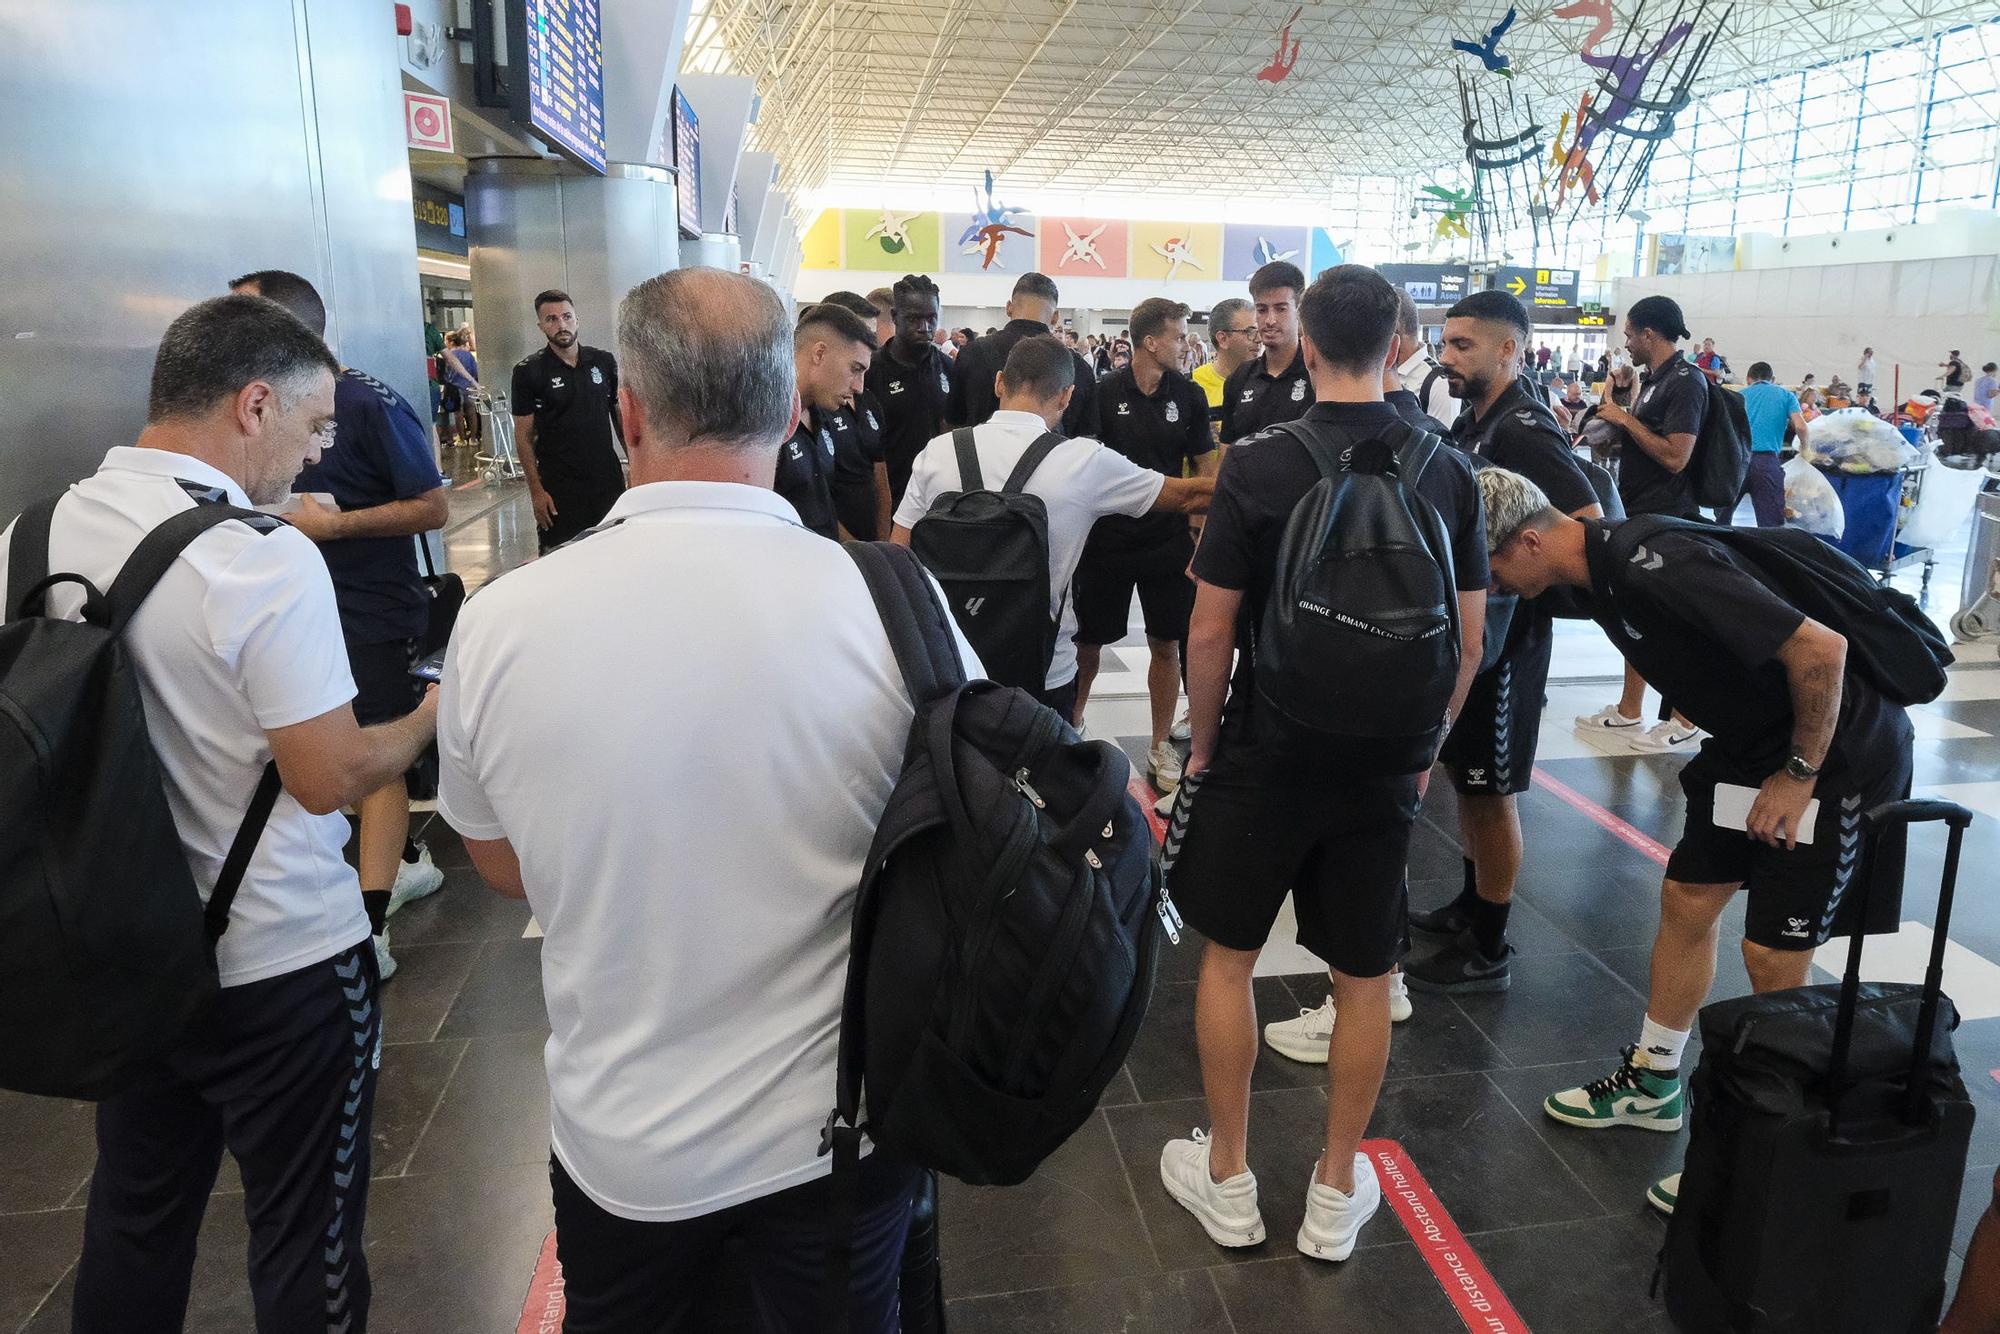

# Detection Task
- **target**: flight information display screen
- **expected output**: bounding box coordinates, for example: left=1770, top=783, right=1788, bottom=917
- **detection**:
left=521, top=0, right=606, bottom=173
left=672, top=86, right=702, bottom=238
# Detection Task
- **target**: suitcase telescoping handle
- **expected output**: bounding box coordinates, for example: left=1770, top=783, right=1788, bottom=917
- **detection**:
left=1827, top=799, right=1976, bottom=1133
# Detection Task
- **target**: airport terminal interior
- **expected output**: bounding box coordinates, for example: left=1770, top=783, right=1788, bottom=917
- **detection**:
left=8, top=2, right=2000, bottom=1332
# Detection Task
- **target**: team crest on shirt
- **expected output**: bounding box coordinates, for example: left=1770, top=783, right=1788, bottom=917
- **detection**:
left=865, top=409, right=880, bottom=429
left=938, top=372, right=950, bottom=394
left=1166, top=401, right=1180, bottom=423
left=819, top=429, right=834, bottom=456
left=590, top=366, right=604, bottom=385
left=1291, top=380, right=1306, bottom=402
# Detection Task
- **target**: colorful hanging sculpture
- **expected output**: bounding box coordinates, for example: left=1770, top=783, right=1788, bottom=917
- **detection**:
left=1451, top=67, right=1546, bottom=251
left=1421, top=185, right=1478, bottom=241
left=1452, top=7, right=1518, bottom=78
left=957, top=170, right=1034, bottom=269
left=1256, top=6, right=1303, bottom=83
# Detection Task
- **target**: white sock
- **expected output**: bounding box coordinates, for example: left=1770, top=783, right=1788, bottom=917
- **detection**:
left=1635, top=1016, right=1689, bottom=1072
left=1388, top=971, right=1408, bottom=1001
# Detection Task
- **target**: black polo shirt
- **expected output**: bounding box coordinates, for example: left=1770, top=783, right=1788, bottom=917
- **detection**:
left=510, top=345, right=625, bottom=499
left=865, top=341, right=955, bottom=505
left=1582, top=520, right=1906, bottom=771
left=773, top=410, right=840, bottom=539
left=1618, top=350, right=1708, bottom=517
left=824, top=390, right=887, bottom=540
left=1085, top=366, right=1212, bottom=555
left=1218, top=345, right=1313, bottom=444
left=1450, top=382, right=1598, bottom=516
left=945, top=318, right=1098, bottom=439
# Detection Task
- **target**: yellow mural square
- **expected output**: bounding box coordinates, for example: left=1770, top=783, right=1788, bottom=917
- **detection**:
left=801, top=210, right=842, bottom=269
left=1128, top=222, right=1223, bottom=282
left=841, top=209, right=942, bottom=271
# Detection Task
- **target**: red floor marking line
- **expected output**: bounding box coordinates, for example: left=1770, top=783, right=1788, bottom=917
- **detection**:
left=516, top=1230, right=564, bottom=1334
left=453, top=477, right=487, bottom=491
left=1128, top=771, right=1167, bottom=845
left=1531, top=766, right=1672, bottom=868
left=1363, top=1138, right=1531, bottom=1334
left=1990, top=1068, right=2000, bottom=1088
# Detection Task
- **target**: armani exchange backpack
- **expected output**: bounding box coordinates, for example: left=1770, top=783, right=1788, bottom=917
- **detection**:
left=1256, top=417, right=1461, bottom=748
left=907, top=428, right=1064, bottom=692
left=1, top=494, right=284, bottom=1099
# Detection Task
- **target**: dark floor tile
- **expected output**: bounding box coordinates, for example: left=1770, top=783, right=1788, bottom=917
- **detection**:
left=1484, top=1058, right=1691, bottom=1214
left=1207, top=1243, right=1465, bottom=1332
left=380, top=941, right=483, bottom=1045
left=0, top=1091, right=97, bottom=1214
left=1476, top=1214, right=1678, bottom=1333
left=1366, top=1072, right=1605, bottom=1234
left=1534, top=755, right=1688, bottom=812
left=0, top=1208, right=83, bottom=1332
left=1451, top=952, right=1650, bottom=1067
left=1097, top=1066, right=1142, bottom=1109
left=1944, top=1021, right=2000, bottom=1169
left=401, top=1033, right=551, bottom=1176
left=1263, top=970, right=1511, bottom=1080
left=1514, top=785, right=1682, bottom=870
left=1121, top=979, right=1327, bottom=1104
left=1596, top=942, right=1754, bottom=1008
left=1406, top=820, right=1467, bottom=881
left=435, top=938, right=548, bottom=1040
left=1512, top=866, right=1669, bottom=953
left=385, top=875, right=534, bottom=947
left=372, top=1040, right=470, bottom=1178
left=937, top=1110, right=1159, bottom=1300
left=1406, top=878, right=1578, bottom=957
left=27, top=1187, right=263, bottom=1334
left=1102, top=1086, right=1398, bottom=1273
left=1152, top=927, right=1207, bottom=985
left=945, top=1267, right=1230, bottom=1333
left=362, top=1161, right=555, bottom=1334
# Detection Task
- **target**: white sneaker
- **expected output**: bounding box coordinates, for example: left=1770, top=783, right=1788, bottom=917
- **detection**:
left=1263, top=982, right=1413, bottom=1064
left=1628, top=719, right=1702, bottom=753
left=373, top=931, right=398, bottom=982
left=1169, top=711, right=1191, bottom=742
left=1159, top=1130, right=1266, bottom=1247
left=1149, top=742, right=1183, bottom=793
left=1297, top=1153, right=1382, bottom=1262
left=387, top=845, right=445, bottom=916
left=1575, top=704, right=1644, bottom=734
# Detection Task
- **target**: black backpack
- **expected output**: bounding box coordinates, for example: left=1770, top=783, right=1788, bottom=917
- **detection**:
left=1608, top=515, right=1953, bottom=706
left=2, top=495, right=285, bottom=1099
left=820, top=541, right=1163, bottom=1195
left=907, top=428, right=1065, bottom=692
left=1256, top=418, right=1460, bottom=744
left=1691, top=381, right=1753, bottom=510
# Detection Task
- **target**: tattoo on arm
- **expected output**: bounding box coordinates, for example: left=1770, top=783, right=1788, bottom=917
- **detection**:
left=1789, top=656, right=1842, bottom=766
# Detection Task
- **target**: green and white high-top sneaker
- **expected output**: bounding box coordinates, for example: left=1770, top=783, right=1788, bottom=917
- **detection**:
left=1646, top=1172, right=1680, bottom=1215
left=1543, top=1045, right=1684, bottom=1131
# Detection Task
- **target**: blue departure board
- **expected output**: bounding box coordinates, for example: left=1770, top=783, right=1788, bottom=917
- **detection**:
left=672, top=87, right=702, bottom=238
left=522, top=0, right=606, bottom=173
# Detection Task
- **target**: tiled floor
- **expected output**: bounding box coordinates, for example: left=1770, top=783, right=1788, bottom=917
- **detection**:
left=5, top=516, right=1998, bottom=1331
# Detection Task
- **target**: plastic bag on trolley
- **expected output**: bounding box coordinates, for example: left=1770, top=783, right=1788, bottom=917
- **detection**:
left=1781, top=457, right=1844, bottom=540
left=1802, top=408, right=1922, bottom=473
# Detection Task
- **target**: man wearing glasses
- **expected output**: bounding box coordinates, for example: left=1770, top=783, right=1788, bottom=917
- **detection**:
left=1194, top=298, right=1257, bottom=441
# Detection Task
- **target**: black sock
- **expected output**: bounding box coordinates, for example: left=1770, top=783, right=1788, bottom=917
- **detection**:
left=362, top=889, right=390, bottom=935
left=402, top=838, right=421, bottom=864
left=1467, top=896, right=1511, bottom=957
left=1458, top=857, right=1479, bottom=906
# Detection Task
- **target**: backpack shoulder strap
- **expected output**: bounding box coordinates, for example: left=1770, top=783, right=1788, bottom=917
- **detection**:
left=5, top=495, right=61, bottom=622
left=1267, top=417, right=1342, bottom=481
left=1001, top=431, right=1065, bottom=495
left=207, top=762, right=282, bottom=944
left=843, top=541, right=967, bottom=704
left=104, top=503, right=281, bottom=633
left=951, top=428, right=985, bottom=493
left=1394, top=424, right=1444, bottom=486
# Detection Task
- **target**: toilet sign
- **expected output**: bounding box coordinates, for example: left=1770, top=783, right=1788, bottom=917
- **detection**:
left=405, top=91, right=453, bottom=153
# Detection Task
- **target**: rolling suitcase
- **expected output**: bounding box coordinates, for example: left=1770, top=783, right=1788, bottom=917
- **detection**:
left=1663, top=798, right=1978, bottom=1332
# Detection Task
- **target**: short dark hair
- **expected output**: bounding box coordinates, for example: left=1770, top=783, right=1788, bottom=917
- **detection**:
left=228, top=269, right=327, bottom=337
left=999, top=334, right=1074, bottom=400
left=891, top=273, right=940, bottom=306
left=1130, top=297, right=1190, bottom=346
left=1985, top=362, right=1998, bottom=373
left=1298, top=265, right=1398, bottom=375
left=533, top=289, right=573, bottom=313
left=1011, top=272, right=1060, bottom=308
left=1445, top=289, right=1531, bottom=343
left=794, top=302, right=876, bottom=351
left=1249, top=260, right=1306, bottom=301
left=819, top=290, right=880, bottom=325
left=1747, top=361, right=1775, bottom=382
left=148, top=294, right=339, bottom=424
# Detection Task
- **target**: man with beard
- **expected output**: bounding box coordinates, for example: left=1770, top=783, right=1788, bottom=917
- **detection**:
left=511, top=289, right=626, bottom=551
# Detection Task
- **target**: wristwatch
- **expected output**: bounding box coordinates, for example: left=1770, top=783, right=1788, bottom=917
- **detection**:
left=1783, top=750, right=1821, bottom=782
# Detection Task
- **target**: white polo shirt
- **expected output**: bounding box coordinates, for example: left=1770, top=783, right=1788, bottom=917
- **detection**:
left=436, top=481, right=978, bottom=1222
left=0, top=448, right=368, bottom=986
left=1396, top=349, right=1461, bottom=426
left=893, top=409, right=1165, bottom=689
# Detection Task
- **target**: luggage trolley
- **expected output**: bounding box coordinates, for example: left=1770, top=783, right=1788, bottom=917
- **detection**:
left=471, top=390, right=522, bottom=485
left=1954, top=478, right=2000, bottom=642
left=1815, top=460, right=1937, bottom=597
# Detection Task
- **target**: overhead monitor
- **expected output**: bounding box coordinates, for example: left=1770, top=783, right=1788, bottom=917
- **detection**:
left=672, top=86, right=702, bottom=239
left=512, top=0, right=607, bottom=173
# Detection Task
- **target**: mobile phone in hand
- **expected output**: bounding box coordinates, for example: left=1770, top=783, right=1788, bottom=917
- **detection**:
left=410, top=650, right=446, bottom=684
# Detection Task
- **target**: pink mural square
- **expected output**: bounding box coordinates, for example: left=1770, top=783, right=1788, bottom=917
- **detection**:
left=1039, top=218, right=1130, bottom=278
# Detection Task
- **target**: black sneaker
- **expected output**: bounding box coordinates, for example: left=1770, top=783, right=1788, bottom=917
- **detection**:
left=1403, top=931, right=1513, bottom=993
left=1407, top=896, right=1474, bottom=936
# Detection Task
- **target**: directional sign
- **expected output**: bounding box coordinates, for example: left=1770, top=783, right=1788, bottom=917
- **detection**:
left=1377, top=263, right=1471, bottom=305
left=1491, top=266, right=1579, bottom=308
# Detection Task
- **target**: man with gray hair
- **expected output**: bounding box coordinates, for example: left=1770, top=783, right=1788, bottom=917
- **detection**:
left=3, top=294, right=438, bottom=1331
left=1193, top=297, right=1257, bottom=437
left=437, top=267, right=968, bottom=1329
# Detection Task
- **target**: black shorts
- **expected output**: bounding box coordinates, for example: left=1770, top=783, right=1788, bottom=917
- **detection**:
left=1073, top=537, right=1195, bottom=647
left=1667, top=737, right=1914, bottom=951
left=1161, top=765, right=1419, bottom=978
left=1438, top=618, right=1553, bottom=797
left=540, top=485, right=623, bottom=552
left=347, top=637, right=422, bottom=727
